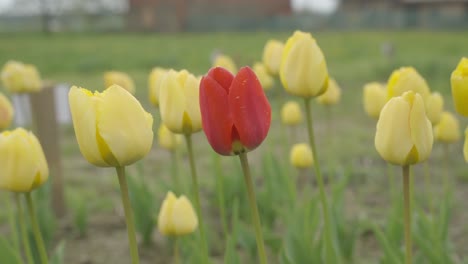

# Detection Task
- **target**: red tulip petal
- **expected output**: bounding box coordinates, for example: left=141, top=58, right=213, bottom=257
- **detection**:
left=229, top=67, right=271, bottom=151
left=199, top=75, right=234, bottom=155
left=207, top=67, right=234, bottom=94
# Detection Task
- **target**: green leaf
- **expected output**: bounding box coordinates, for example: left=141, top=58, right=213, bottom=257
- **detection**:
left=50, top=240, right=66, bottom=264
left=0, top=236, right=22, bottom=264
left=372, top=224, right=403, bottom=264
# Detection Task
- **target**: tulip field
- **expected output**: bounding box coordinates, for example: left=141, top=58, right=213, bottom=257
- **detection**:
left=0, top=31, right=468, bottom=264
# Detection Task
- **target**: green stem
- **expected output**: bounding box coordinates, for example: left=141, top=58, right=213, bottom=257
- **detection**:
left=6, top=193, right=20, bottom=255
left=24, top=192, right=48, bottom=264
left=303, top=98, right=336, bottom=263
left=15, top=194, right=34, bottom=264
left=173, top=237, right=180, bottom=264
left=443, top=144, right=450, bottom=195
left=213, top=153, right=228, bottom=237
left=238, top=152, right=267, bottom=264
left=387, top=163, right=395, bottom=201
left=402, top=165, right=412, bottom=264
left=171, top=149, right=181, bottom=194
left=116, top=166, right=140, bottom=264
left=423, top=161, right=433, bottom=214
left=185, top=135, right=210, bottom=264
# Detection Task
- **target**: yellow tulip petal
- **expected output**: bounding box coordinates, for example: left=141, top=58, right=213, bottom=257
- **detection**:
left=172, top=196, right=198, bottom=235
left=0, top=93, right=14, bottom=130
left=69, top=86, right=109, bottom=167
left=0, top=129, right=48, bottom=192
left=160, top=70, right=189, bottom=134
left=407, top=92, right=433, bottom=164
left=148, top=68, right=167, bottom=107
left=451, top=57, right=468, bottom=116
left=281, top=32, right=328, bottom=98
left=434, top=112, right=460, bottom=143
left=363, top=82, right=387, bottom=119
left=183, top=72, right=202, bottom=133
left=158, top=191, right=177, bottom=235
left=375, top=97, right=414, bottom=165
left=97, top=85, right=153, bottom=167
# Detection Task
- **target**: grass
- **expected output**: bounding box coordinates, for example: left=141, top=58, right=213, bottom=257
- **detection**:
left=0, top=31, right=467, bottom=263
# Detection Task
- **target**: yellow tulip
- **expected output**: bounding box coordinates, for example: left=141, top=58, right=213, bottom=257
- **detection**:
left=253, top=62, right=274, bottom=90
left=0, top=92, right=14, bottom=130
left=280, top=31, right=329, bottom=98
left=281, top=101, right=303, bottom=126
left=159, top=69, right=202, bottom=134
left=158, top=123, right=183, bottom=151
left=363, top=82, right=387, bottom=119
left=0, top=128, right=48, bottom=192
left=69, top=85, right=153, bottom=167
left=434, top=111, right=460, bottom=143
left=157, top=191, right=198, bottom=236
left=317, top=78, right=341, bottom=105
left=213, top=54, right=237, bottom=74
left=290, top=143, right=314, bottom=169
left=148, top=67, right=167, bottom=107
left=375, top=91, right=433, bottom=165
left=425, top=92, right=444, bottom=125
left=104, top=71, right=135, bottom=94
left=1, top=60, right=42, bottom=93
left=387, top=67, right=430, bottom=100
left=451, top=57, right=468, bottom=116
left=262, top=39, right=284, bottom=75
left=464, top=128, right=468, bottom=162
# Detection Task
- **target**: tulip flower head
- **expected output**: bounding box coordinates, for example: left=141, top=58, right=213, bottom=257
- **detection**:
left=281, top=101, right=303, bottom=126
left=317, top=78, right=341, bottom=105
left=0, top=128, right=48, bottom=192
left=158, top=191, right=198, bottom=236
left=213, top=54, right=237, bottom=74
left=200, top=67, right=271, bottom=155
left=387, top=67, right=430, bottom=100
left=290, top=143, right=314, bottom=169
left=434, top=111, right=460, bottom=144
left=159, top=69, right=202, bottom=134
left=148, top=67, right=167, bottom=107
left=69, top=85, right=153, bottom=167
left=451, top=57, right=468, bottom=116
left=0, top=92, right=14, bottom=130
left=253, top=62, right=274, bottom=91
left=375, top=91, right=433, bottom=165
left=363, top=82, right=387, bottom=119
left=280, top=31, right=329, bottom=98
left=425, top=92, right=444, bottom=125
left=262, top=39, right=284, bottom=75
left=1, top=60, right=42, bottom=93
left=158, top=123, right=183, bottom=151
left=104, top=71, right=135, bottom=94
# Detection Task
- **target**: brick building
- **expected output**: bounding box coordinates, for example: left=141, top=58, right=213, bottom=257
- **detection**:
left=127, top=0, right=292, bottom=31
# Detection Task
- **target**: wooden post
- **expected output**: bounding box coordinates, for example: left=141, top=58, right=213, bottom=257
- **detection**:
left=29, top=83, right=66, bottom=217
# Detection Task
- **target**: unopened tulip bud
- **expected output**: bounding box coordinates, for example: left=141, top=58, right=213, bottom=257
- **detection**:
left=0, top=128, right=48, bottom=192
left=281, top=101, right=303, bottom=126
left=434, top=112, right=460, bottom=143
left=157, top=191, right=198, bottom=236
left=1, top=61, right=42, bottom=93
left=451, top=57, right=468, bottom=116
left=104, top=71, right=135, bottom=94
left=253, top=62, right=274, bottom=90
left=262, top=40, right=284, bottom=75
left=387, top=67, right=430, bottom=100
left=280, top=31, right=329, bottom=98
left=290, top=143, right=314, bottom=169
left=158, top=124, right=183, bottom=151
left=213, top=54, right=237, bottom=74
left=69, top=85, right=153, bottom=167
left=317, top=78, right=341, bottom=105
left=375, top=91, right=433, bottom=165
left=148, top=67, right=167, bottom=107
left=425, top=92, right=444, bottom=125
left=363, top=82, right=387, bottom=119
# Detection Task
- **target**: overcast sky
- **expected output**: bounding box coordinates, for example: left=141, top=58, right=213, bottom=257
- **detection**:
left=0, top=0, right=340, bottom=15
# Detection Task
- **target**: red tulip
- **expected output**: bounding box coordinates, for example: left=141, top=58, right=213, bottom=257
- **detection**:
left=200, top=66, right=271, bottom=155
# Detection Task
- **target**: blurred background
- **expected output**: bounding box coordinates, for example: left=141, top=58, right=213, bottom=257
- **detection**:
left=0, top=0, right=467, bottom=33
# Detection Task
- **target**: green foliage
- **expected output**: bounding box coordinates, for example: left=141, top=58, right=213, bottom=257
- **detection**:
left=50, top=241, right=66, bottom=264
left=127, top=165, right=157, bottom=246
left=69, top=191, right=89, bottom=237
left=0, top=236, right=22, bottom=264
